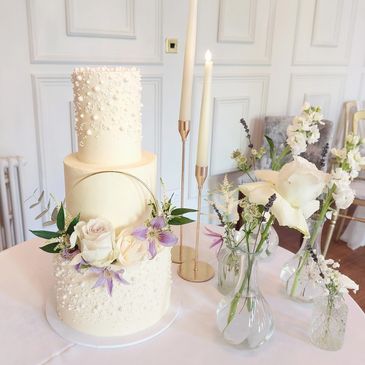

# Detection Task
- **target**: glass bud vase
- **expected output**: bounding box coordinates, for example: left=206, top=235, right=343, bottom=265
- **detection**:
left=217, top=247, right=241, bottom=296
left=280, top=217, right=324, bottom=302
left=310, top=294, right=348, bottom=351
left=216, top=250, right=274, bottom=348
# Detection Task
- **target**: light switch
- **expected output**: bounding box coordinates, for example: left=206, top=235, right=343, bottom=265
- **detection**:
left=165, top=38, right=178, bottom=53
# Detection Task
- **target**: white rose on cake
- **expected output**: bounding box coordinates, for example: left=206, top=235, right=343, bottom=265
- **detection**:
left=70, top=218, right=116, bottom=267
left=116, top=232, right=148, bottom=267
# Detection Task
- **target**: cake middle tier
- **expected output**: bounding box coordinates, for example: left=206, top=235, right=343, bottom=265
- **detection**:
left=64, top=151, right=156, bottom=232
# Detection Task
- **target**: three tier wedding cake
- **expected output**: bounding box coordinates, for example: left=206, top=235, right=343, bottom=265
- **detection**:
left=31, top=67, right=184, bottom=338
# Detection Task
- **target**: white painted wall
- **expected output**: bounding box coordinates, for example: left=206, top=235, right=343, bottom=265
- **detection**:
left=1, top=0, right=365, bottom=239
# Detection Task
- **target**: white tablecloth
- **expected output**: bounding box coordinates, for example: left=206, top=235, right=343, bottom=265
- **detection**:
left=1, top=223, right=365, bottom=365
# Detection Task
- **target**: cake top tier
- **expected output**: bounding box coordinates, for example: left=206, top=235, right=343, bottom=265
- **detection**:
left=72, top=67, right=142, bottom=166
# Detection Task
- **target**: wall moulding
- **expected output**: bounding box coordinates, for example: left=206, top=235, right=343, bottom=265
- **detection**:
left=65, top=0, right=136, bottom=39
left=26, top=0, right=162, bottom=64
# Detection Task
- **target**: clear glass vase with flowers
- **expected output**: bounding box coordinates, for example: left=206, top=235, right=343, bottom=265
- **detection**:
left=214, top=194, right=277, bottom=348
left=232, top=103, right=331, bottom=299
left=282, top=133, right=365, bottom=301
left=305, top=252, right=359, bottom=350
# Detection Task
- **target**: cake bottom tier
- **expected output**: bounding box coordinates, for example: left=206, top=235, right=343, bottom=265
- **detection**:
left=54, top=248, right=171, bottom=337
left=64, top=151, right=156, bottom=233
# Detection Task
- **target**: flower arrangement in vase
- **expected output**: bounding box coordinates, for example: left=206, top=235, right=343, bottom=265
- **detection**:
left=306, top=251, right=359, bottom=350
left=207, top=177, right=279, bottom=296
left=207, top=172, right=317, bottom=347
left=213, top=193, right=277, bottom=348
left=231, top=103, right=365, bottom=302
left=282, top=132, right=365, bottom=301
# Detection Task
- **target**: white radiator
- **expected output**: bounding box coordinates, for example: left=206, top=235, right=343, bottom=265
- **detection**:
left=0, top=157, right=27, bottom=250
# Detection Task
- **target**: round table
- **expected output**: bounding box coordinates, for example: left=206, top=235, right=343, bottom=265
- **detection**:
left=1, top=223, right=364, bottom=365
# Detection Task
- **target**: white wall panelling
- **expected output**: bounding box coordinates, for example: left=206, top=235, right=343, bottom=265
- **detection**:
left=27, top=0, right=162, bottom=63
left=287, top=73, right=347, bottom=122
left=217, top=0, right=256, bottom=44
left=293, top=0, right=358, bottom=65
left=65, top=0, right=136, bottom=39
left=69, top=102, right=78, bottom=153
left=139, top=76, right=163, bottom=187
left=31, top=75, right=75, bottom=223
left=197, top=0, right=277, bottom=65
left=210, top=97, right=250, bottom=176
left=311, top=0, right=343, bottom=47
left=2, top=0, right=365, bottom=234
left=359, top=74, right=365, bottom=100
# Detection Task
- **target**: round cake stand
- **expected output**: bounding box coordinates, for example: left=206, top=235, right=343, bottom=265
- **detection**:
left=45, top=290, right=180, bottom=349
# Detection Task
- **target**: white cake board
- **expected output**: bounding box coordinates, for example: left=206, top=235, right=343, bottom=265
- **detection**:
left=45, top=290, right=180, bottom=349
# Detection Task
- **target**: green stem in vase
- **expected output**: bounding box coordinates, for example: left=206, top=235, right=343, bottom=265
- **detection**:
left=226, top=258, right=253, bottom=327
left=272, top=145, right=291, bottom=171
left=324, top=295, right=335, bottom=340
left=289, top=186, right=335, bottom=297
left=226, top=215, right=274, bottom=327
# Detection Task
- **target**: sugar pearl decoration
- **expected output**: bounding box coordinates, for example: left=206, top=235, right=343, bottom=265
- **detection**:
left=72, top=67, right=142, bottom=149
left=53, top=247, right=171, bottom=336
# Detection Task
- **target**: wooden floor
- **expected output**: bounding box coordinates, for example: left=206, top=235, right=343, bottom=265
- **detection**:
left=276, top=222, right=365, bottom=311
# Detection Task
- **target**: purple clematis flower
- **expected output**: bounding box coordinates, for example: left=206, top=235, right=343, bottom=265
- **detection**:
left=90, top=266, right=129, bottom=296
left=132, top=216, right=178, bottom=259
left=74, top=256, right=87, bottom=273
left=62, top=248, right=80, bottom=261
left=60, top=248, right=80, bottom=261
left=205, top=227, right=224, bottom=250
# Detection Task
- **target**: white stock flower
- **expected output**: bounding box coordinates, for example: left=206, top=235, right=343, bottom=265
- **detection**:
left=307, top=125, right=320, bottom=144
left=315, top=255, right=358, bottom=295
left=333, top=184, right=355, bottom=209
left=346, top=133, right=361, bottom=146
left=71, top=218, right=116, bottom=267
left=116, top=232, right=148, bottom=267
left=347, top=149, right=365, bottom=178
left=328, top=168, right=355, bottom=209
left=338, top=273, right=359, bottom=294
left=331, top=148, right=347, bottom=161
left=287, top=130, right=307, bottom=155
left=286, top=103, right=323, bottom=155
left=329, top=167, right=351, bottom=187
left=240, top=156, right=329, bottom=236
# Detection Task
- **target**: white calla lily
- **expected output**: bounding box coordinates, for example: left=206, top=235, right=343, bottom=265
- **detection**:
left=240, top=156, right=330, bottom=237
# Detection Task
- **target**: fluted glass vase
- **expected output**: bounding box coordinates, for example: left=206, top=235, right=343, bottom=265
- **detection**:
left=216, top=249, right=274, bottom=348
left=217, top=246, right=242, bottom=296
left=280, top=217, right=324, bottom=302
left=217, top=229, right=277, bottom=296
left=310, top=293, right=348, bottom=351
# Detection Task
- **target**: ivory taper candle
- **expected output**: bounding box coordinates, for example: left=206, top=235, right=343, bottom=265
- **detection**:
left=196, top=50, right=213, bottom=167
left=179, top=0, right=198, bottom=122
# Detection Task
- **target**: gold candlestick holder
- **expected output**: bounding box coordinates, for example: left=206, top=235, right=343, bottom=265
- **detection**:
left=171, top=120, right=195, bottom=264
left=178, top=165, right=215, bottom=282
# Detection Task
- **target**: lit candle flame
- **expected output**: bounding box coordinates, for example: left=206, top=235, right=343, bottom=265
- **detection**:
left=205, top=50, right=212, bottom=62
